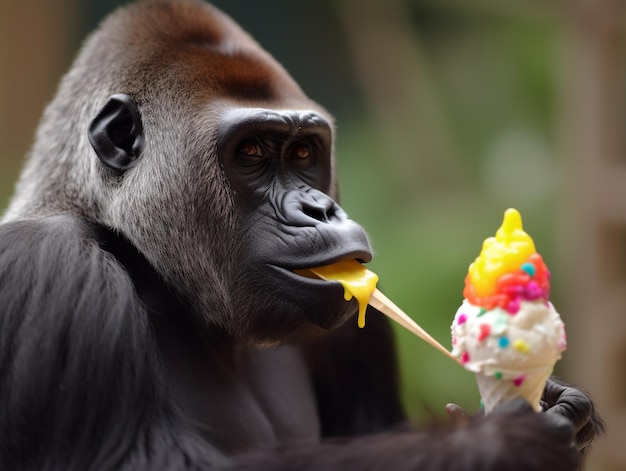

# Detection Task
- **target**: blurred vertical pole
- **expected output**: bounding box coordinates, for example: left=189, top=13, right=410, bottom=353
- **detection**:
left=0, top=0, right=77, bottom=209
left=557, top=1, right=626, bottom=469
left=335, top=0, right=462, bottom=197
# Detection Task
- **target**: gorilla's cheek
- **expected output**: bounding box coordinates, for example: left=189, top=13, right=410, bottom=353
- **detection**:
left=106, top=165, right=230, bottom=289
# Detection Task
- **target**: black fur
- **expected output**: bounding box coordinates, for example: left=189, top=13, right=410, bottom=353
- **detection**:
left=0, top=217, right=223, bottom=469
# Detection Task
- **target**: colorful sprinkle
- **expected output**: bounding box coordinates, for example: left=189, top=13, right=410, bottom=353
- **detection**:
left=477, top=307, right=487, bottom=317
left=513, top=339, right=530, bottom=354
left=513, top=375, right=525, bottom=387
left=520, top=262, right=536, bottom=277
left=491, top=314, right=508, bottom=335
left=457, top=313, right=467, bottom=325
left=477, top=324, right=491, bottom=341
left=506, top=298, right=521, bottom=313
left=525, top=280, right=543, bottom=299
left=494, top=372, right=503, bottom=380
left=460, top=352, right=470, bottom=364
left=498, top=336, right=510, bottom=348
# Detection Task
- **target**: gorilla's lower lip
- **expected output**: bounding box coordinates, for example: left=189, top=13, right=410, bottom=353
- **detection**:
left=268, top=262, right=360, bottom=328
left=267, top=262, right=352, bottom=299
left=270, top=257, right=368, bottom=291
left=269, top=264, right=337, bottom=286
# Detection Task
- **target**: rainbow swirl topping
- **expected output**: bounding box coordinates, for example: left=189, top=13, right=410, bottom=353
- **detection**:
left=464, top=208, right=551, bottom=314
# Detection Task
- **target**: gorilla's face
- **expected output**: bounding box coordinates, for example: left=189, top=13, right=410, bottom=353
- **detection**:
left=217, top=108, right=372, bottom=343
left=85, top=2, right=372, bottom=344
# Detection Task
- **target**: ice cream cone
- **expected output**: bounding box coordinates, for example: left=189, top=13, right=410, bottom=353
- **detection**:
left=450, top=209, right=566, bottom=414
left=476, top=367, right=553, bottom=414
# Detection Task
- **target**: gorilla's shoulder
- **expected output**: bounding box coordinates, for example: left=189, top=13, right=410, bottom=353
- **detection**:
left=0, top=215, right=137, bottom=313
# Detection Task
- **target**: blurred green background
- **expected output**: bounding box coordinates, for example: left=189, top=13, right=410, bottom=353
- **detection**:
left=1, top=1, right=625, bottom=469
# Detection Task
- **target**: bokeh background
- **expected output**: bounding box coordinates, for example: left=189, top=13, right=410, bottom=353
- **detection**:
left=1, top=1, right=625, bottom=469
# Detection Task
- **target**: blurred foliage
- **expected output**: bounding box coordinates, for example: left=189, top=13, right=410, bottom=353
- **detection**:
left=332, top=1, right=563, bottom=419
left=0, top=0, right=565, bottom=421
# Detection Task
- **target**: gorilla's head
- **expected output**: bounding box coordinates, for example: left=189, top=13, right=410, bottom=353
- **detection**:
left=4, top=0, right=372, bottom=344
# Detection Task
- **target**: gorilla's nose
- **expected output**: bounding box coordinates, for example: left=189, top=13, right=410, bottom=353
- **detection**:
left=300, top=191, right=337, bottom=223
left=281, top=188, right=343, bottom=226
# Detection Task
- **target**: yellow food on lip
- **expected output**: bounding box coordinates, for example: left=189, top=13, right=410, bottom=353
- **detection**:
left=297, top=259, right=379, bottom=328
left=298, top=260, right=461, bottom=364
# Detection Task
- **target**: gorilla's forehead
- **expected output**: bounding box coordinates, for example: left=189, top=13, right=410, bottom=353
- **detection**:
left=106, top=0, right=254, bottom=50
left=87, top=0, right=304, bottom=103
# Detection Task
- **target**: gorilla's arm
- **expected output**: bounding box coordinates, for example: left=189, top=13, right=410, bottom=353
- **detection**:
left=232, top=402, right=579, bottom=471
left=0, top=217, right=224, bottom=470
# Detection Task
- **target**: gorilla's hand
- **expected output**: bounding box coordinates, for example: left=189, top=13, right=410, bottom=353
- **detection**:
left=447, top=399, right=577, bottom=448
left=445, top=403, right=471, bottom=425
left=541, top=378, right=604, bottom=455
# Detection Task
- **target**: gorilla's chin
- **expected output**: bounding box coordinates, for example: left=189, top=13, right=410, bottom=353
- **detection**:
left=227, top=263, right=359, bottom=344
left=270, top=264, right=359, bottom=329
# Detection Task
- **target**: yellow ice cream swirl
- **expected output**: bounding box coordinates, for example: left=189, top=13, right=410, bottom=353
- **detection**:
left=468, top=208, right=536, bottom=298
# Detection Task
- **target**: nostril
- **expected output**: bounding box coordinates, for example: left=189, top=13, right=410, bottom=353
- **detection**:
left=302, top=203, right=334, bottom=223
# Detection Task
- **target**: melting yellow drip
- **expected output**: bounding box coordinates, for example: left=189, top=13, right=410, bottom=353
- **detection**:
left=300, top=260, right=462, bottom=364
left=468, top=208, right=537, bottom=297
left=308, top=260, right=379, bottom=328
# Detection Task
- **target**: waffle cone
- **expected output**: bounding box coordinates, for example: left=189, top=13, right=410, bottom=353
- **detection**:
left=476, top=367, right=553, bottom=414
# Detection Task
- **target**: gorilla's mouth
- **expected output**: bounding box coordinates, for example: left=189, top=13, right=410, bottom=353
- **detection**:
left=292, top=267, right=326, bottom=280
left=292, top=259, right=372, bottom=282
left=261, top=247, right=375, bottom=329
left=281, top=258, right=377, bottom=329
left=296, top=259, right=378, bottom=328
left=258, top=263, right=351, bottom=329
left=285, top=256, right=371, bottom=285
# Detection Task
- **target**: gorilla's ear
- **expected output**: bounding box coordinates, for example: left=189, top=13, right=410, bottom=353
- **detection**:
left=88, top=94, right=144, bottom=172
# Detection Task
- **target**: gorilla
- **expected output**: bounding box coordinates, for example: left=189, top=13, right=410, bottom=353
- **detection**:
left=0, top=1, right=602, bottom=469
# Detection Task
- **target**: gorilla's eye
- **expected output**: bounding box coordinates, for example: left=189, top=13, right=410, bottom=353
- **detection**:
left=237, top=140, right=263, bottom=157
left=289, top=142, right=311, bottom=160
